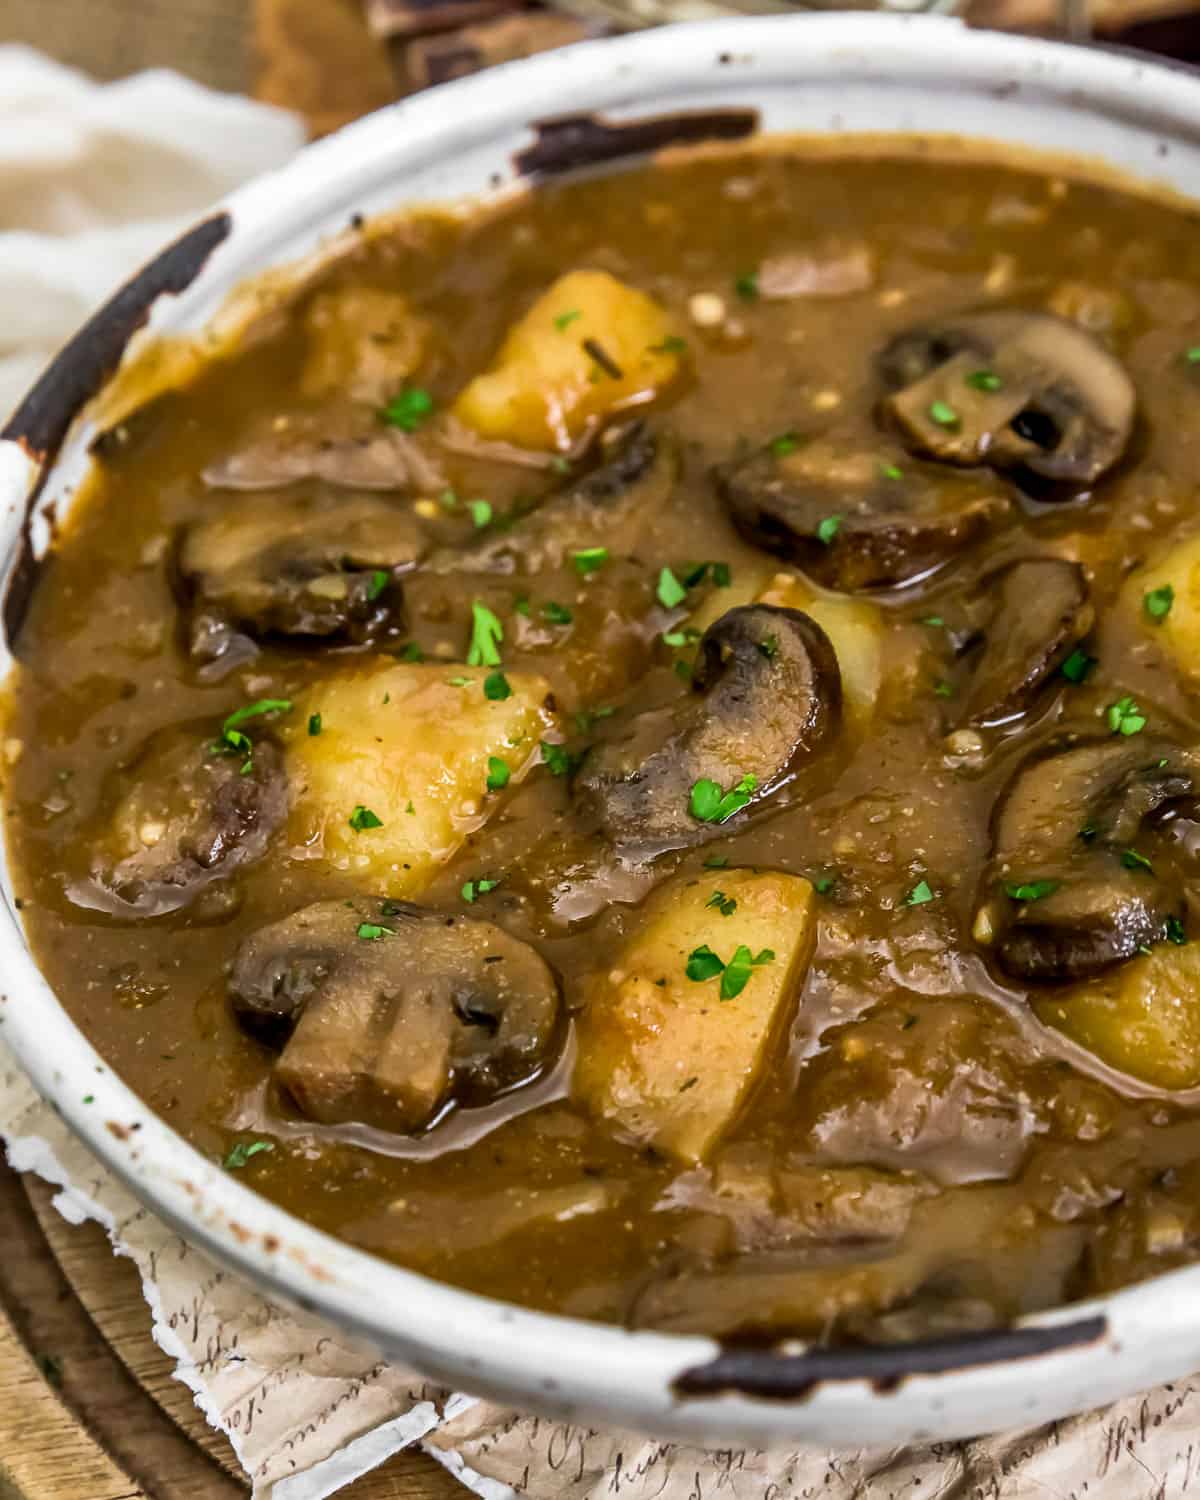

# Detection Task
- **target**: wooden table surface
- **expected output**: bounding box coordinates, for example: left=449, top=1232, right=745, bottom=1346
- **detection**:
left=0, top=1161, right=463, bottom=1498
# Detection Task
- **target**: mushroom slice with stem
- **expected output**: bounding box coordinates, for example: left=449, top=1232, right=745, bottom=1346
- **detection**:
left=714, top=435, right=1008, bottom=592
left=976, top=736, right=1200, bottom=983
left=70, top=725, right=287, bottom=920
left=879, top=311, right=1135, bottom=487
left=178, top=492, right=424, bottom=669
left=229, top=898, right=562, bottom=1132
left=957, top=557, right=1093, bottom=729
left=576, top=604, right=841, bottom=856
left=426, top=421, right=678, bottom=577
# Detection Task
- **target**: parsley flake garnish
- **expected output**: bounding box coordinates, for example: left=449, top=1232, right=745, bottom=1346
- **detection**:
left=813, top=875, right=835, bottom=895
left=574, top=705, right=615, bottom=733
left=1121, top=848, right=1154, bottom=873
left=223, top=698, right=292, bottom=732
left=1061, top=647, right=1098, bottom=683
left=1107, top=695, right=1147, bottom=736
left=468, top=499, right=493, bottom=529
left=1168, top=915, right=1188, bottom=945
left=650, top=335, right=688, bottom=355
left=1187, top=346, right=1200, bottom=365
left=467, top=600, right=504, bottom=666
left=308, top=712, right=322, bottom=736
left=734, top=269, right=759, bottom=302
left=707, top=890, right=737, bottom=917
left=920, top=615, right=944, bottom=628
left=879, top=461, right=903, bottom=481
left=934, top=679, right=955, bottom=699
left=554, top=309, right=582, bottom=331
left=543, top=601, right=573, bottom=625
left=348, top=805, right=383, bottom=832
left=224, top=1140, right=274, bottom=1170
left=758, top=634, right=779, bottom=660
left=572, top=546, right=609, bottom=576
left=928, top=399, right=960, bottom=428
left=816, top=515, right=842, bottom=546
left=720, top=945, right=775, bottom=1001
left=381, top=387, right=434, bottom=431
left=400, top=640, right=425, bottom=662
left=357, top=921, right=396, bottom=941
left=703, top=854, right=729, bottom=869
left=541, top=740, right=576, bottom=777
left=486, top=755, right=511, bottom=791
left=484, top=671, right=512, bottom=701
left=657, top=566, right=688, bottom=609
left=1144, top=584, right=1175, bottom=622
left=367, top=569, right=390, bottom=600
left=966, top=369, right=1002, bottom=392
left=904, top=879, right=935, bottom=906
left=770, top=432, right=800, bottom=458
left=461, top=877, right=501, bottom=903
left=689, top=773, right=757, bottom=824
left=1005, top=879, right=1060, bottom=902
left=686, top=945, right=725, bottom=982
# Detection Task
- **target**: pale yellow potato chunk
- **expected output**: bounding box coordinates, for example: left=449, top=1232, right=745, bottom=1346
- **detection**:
left=301, top=286, right=428, bottom=402
left=453, top=269, right=683, bottom=451
left=1037, top=943, right=1200, bottom=1091
left=286, top=660, right=556, bottom=887
left=574, top=869, right=817, bottom=1163
left=1120, top=531, right=1200, bottom=685
left=688, top=567, right=882, bottom=731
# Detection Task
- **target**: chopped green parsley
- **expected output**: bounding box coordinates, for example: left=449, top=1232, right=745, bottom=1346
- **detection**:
left=553, top=309, right=581, bottom=331
left=357, top=921, right=396, bottom=941
left=706, top=890, right=737, bottom=917
left=543, top=601, right=573, bottom=625
left=486, top=755, right=511, bottom=791
left=224, top=1140, right=274, bottom=1170
left=307, top=712, right=322, bottom=736
left=381, top=387, right=434, bottom=431
left=966, top=369, right=1002, bottom=392
left=1144, top=583, right=1175, bottom=622
left=1061, top=647, right=1098, bottom=684
left=367, top=569, right=389, bottom=600
left=1121, top=848, right=1154, bottom=873
left=483, top=671, right=512, bottom=701
left=770, top=432, right=800, bottom=458
left=572, top=546, right=609, bottom=576
left=1005, top=879, right=1060, bottom=902
left=468, top=499, right=493, bottom=529
left=816, top=515, right=842, bottom=546
left=1107, top=695, right=1147, bottom=736
left=689, top=773, right=757, bottom=824
left=685, top=943, right=774, bottom=1000
left=461, top=877, right=501, bottom=903
left=904, top=879, right=935, bottom=906
left=348, top=805, right=383, bottom=832
left=928, top=399, right=959, bottom=428
left=657, top=566, right=688, bottom=609
left=467, top=600, right=504, bottom=666
left=734, top=269, right=759, bottom=302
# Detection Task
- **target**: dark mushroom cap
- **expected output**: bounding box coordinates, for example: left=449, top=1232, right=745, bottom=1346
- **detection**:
left=427, top=421, right=678, bottom=577
left=957, top=557, right=1094, bottom=730
left=70, top=726, right=287, bottom=920
left=977, top=736, right=1200, bottom=982
left=576, top=604, right=842, bottom=855
left=178, top=492, right=422, bottom=669
left=229, top=898, right=563, bottom=1133
left=714, top=435, right=1008, bottom=591
left=879, top=311, right=1136, bottom=486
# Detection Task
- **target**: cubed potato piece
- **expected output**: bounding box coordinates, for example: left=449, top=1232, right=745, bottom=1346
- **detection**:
left=452, top=269, right=683, bottom=451
left=286, top=660, right=556, bottom=887
left=1121, top=532, right=1200, bottom=686
left=301, top=286, right=428, bottom=402
left=1037, top=943, right=1200, bottom=1090
left=574, top=869, right=817, bottom=1163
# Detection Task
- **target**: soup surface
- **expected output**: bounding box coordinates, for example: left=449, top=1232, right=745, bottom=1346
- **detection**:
left=10, top=143, right=1200, bottom=1342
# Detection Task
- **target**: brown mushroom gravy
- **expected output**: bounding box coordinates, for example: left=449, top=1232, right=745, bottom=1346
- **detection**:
left=12, top=142, right=1200, bottom=1343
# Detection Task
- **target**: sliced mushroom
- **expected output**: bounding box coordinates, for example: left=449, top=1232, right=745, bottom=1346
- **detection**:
left=714, top=436, right=1008, bottom=591
left=976, top=736, right=1200, bottom=982
left=957, top=558, right=1093, bottom=729
left=427, top=421, right=677, bottom=577
left=229, top=898, right=562, bottom=1132
left=203, top=411, right=445, bottom=494
left=879, top=311, right=1135, bottom=486
left=576, top=604, right=841, bottom=855
left=70, top=727, right=286, bottom=919
left=178, top=492, right=424, bottom=669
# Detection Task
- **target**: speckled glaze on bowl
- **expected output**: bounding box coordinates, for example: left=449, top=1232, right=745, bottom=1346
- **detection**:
left=3, top=14, right=1200, bottom=1447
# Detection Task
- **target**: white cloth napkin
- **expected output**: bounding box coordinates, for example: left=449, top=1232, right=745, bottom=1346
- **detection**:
left=0, top=44, right=305, bottom=419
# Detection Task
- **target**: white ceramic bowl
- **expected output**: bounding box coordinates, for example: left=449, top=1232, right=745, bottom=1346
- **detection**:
left=4, top=13, right=1200, bottom=1447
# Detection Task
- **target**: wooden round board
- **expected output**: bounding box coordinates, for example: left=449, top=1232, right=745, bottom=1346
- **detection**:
left=0, top=1162, right=463, bottom=1499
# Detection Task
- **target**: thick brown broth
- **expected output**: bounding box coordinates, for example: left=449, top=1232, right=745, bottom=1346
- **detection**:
left=10, top=144, right=1200, bottom=1339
